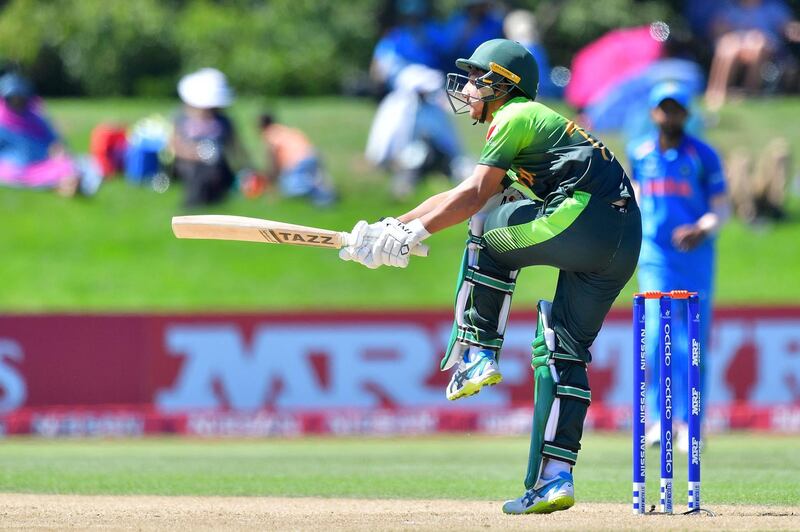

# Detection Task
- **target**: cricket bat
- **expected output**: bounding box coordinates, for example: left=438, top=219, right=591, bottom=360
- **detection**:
left=171, top=215, right=429, bottom=256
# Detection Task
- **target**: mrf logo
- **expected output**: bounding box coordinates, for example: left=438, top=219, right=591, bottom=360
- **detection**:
left=691, top=436, right=700, bottom=466
left=156, top=324, right=441, bottom=411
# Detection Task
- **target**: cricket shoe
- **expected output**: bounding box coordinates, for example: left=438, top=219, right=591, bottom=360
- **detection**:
left=502, top=472, right=575, bottom=515
left=445, top=349, right=502, bottom=401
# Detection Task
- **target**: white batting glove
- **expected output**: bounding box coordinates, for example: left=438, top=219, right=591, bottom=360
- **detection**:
left=372, top=218, right=430, bottom=268
left=339, top=220, right=386, bottom=269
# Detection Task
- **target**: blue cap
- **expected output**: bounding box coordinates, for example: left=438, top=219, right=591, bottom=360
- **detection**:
left=397, top=0, right=428, bottom=16
left=0, top=73, right=34, bottom=100
left=649, top=81, right=691, bottom=110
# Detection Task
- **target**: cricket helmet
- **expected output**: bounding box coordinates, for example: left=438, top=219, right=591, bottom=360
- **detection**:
left=446, top=38, right=539, bottom=116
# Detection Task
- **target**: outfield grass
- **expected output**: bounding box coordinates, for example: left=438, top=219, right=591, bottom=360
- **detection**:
left=0, top=434, right=796, bottom=506
left=2, top=97, right=799, bottom=310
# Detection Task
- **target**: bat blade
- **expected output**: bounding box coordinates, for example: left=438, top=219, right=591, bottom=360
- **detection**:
left=172, top=215, right=344, bottom=248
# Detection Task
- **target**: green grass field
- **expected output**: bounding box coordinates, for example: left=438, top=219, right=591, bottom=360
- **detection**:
left=0, top=434, right=797, bottom=506
left=2, top=96, right=800, bottom=311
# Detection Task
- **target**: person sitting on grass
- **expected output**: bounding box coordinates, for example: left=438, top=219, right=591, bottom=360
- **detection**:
left=258, top=113, right=337, bottom=206
left=172, top=68, right=254, bottom=208
left=0, top=72, right=100, bottom=197
left=705, top=0, right=800, bottom=110
left=365, top=64, right=472, bottom=201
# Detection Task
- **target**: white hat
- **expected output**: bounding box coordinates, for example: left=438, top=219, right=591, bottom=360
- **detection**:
left=503, top=10, right=539, bottom=44
left=177, top=68, right=234, bottom=109
left=394, top=64, right=444, bottom=94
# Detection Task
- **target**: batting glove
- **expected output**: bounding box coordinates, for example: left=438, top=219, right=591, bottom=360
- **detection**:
left=372, top=218, right=430, bottom=268
left=339, top=219, right=386, bottom=269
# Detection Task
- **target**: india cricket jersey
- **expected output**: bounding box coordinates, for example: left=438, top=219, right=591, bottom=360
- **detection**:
left=629, top=133, right=724, bottom=425
left=627, top=133, right=726, bottom=272
left=478, top=97, right=631, bottom=202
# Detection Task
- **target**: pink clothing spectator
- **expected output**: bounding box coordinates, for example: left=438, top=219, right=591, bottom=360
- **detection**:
left=0, top=73, right=89, bottom=195
left=0, top=153, right=78, bottom=188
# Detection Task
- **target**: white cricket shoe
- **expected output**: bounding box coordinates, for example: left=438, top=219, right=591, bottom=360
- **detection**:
left=445, top=349, right=502, bottom=401
left=502, top=472, right=575, bottom=515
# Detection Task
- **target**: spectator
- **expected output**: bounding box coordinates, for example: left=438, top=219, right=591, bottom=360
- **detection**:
left=502, top=9, right=560, bottom=99
left=370, top=0, right=446, bottom=92
left=258, top=114, right=337, bottom=206
left=365, top=64, right=471, bottom=200
left=171, top=68, right=251, bottom=207
left=0, top=72, right=99, bottom=196
left=627, top=82, right=731, bottom=452
left=441, top=0, right=504, bottom=70
left=705, top=0, right=800, bottom=110
left=726, top=137, right=792, bottom=222
left=683, top=0, right=731, bottom=45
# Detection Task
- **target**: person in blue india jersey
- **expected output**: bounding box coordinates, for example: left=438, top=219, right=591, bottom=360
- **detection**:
left=627, top=82, right=730, bottom=452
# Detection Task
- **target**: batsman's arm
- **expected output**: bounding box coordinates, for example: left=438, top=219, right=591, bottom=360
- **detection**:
left=398, top=190, right=453, bottom=223
left=400, top=165, right=506, bottom=234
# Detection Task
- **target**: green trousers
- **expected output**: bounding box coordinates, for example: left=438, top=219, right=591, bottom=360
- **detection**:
left=463, top=188, right=641, bottom=486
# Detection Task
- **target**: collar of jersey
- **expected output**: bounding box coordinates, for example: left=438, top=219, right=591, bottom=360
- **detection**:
left=653, top=132, right=689, bottom=155
left=494, top=96, right=530, bottom=117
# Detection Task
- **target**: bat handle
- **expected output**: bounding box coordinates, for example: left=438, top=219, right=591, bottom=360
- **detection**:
left=411, top=243, right=429, bottom=257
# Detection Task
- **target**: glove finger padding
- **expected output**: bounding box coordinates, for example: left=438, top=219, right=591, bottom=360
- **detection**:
left=339, top=220, right=368, bottom=262
left=347, top=220, right=369, bottom=248
left=361, top=250, right=382, bottom=269
left=354, top=240, right=374, bottom=263
left=339, top=247, right=354, bottom=261
left=341, top=219, right=391, bottom=268
left=373, top=224, right=408, bottom=268
left=371, top=218, right=430, bottom=268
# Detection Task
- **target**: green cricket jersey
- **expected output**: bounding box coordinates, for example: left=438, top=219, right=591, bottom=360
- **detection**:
left=479, top=97, right=632, bottom=202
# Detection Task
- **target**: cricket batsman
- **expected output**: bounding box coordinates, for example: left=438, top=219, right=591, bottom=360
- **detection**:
left=341, top=39, right=642, bottom=514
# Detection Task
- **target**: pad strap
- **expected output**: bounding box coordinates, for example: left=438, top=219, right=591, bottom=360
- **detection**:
left=551, top=351, right=587, bottom=367
left=556, top=384, right=592, bottom=405
left=456, top=325, right=504, bottom=350
left=464, top=267, right=515, bottom=294
left=542, top=441, right=579, bottom=466
left=468, top=234, right=484, bottom=248
left=531, top=351, right=586, bottom=369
